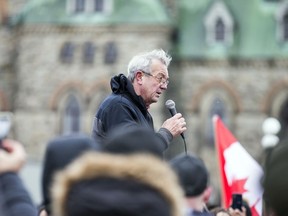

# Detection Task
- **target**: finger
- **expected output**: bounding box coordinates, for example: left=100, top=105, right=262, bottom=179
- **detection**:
left=173, top=113, right=182, bottom=118
left=181, top=127, right=187, bottom=132
left=233, top=209, right=242, bottom=215
left=1, top=140, right=13, bottom=152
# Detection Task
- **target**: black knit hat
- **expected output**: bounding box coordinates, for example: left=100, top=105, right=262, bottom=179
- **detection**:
left=103, top=125, right=163, bottom=158
left=170, top=153, right=209, bottom=197
left=263, top=139, right=288, bottom=216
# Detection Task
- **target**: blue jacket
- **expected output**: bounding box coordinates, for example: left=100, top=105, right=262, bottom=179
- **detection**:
left=92, top=74, right=172, bottom=150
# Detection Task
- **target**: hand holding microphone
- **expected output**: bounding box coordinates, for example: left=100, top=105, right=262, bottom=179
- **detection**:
left=163, top=100, right=187, bottom=139
left=164, top=99, right=187, bottom=153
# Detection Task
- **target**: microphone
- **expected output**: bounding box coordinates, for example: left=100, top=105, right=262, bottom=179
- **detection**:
left=165, top=99, right=185, bottom=140
left=165, top=99, right=187, bottom=154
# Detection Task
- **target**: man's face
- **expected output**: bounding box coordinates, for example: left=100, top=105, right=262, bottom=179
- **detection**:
left=140, top=59, right=169, bottom=108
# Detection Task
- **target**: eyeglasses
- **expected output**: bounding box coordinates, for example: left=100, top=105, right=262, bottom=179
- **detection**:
left=141, top=71, right=169, bottom=86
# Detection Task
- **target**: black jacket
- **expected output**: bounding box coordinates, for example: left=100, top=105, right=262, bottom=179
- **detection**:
left=92, top=74, right=172, bottom=151
left=0, top=172, right=37, bottom=216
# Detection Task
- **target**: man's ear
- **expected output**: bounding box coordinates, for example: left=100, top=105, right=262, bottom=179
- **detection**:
left=203, top=186, right=212, bottom=203
left=135, top=71, right=143, bottom=83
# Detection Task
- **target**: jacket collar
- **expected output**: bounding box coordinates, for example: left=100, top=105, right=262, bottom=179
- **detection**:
left=110, top=74, right=147, bottom=112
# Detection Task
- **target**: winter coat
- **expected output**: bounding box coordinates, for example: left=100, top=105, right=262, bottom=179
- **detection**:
left=0, top=172, right=37, bottom=216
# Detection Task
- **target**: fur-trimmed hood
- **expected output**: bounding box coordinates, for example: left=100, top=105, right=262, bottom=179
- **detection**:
left=52, top=152, right=185, bottom=216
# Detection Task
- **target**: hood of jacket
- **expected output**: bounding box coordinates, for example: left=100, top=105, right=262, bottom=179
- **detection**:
left=52, top=152, right=185, bottom=216
left=110, top=74, right=147, bottom=112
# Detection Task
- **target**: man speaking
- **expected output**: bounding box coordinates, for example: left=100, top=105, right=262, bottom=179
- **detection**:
left=92, top=49, right=186, bottom=151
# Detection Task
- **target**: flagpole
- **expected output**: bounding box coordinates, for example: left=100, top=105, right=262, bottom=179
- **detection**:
left=213, top=115, right=227, bottom=208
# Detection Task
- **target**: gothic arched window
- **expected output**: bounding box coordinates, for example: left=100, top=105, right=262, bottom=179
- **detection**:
left=206, top=97, right=226, bottom=147
left=94, top=0, right=104, bottom=12
left=75, top=0, right=85, bottom=12
left=60, top=42, right=74, bottom=64
left=62, top=95, right=81, bottom=134
left=215, top=18, right=225, bottom=42
left=104, top=42, right=117, bottom=64
left=83, top=42, right=95, bottom=64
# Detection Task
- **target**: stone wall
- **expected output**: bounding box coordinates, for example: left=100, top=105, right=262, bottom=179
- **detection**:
left=0, top=28, right=15, bottom=111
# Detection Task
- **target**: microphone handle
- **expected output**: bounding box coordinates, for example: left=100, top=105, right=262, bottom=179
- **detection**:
left=168, top=108, right=177, bottom=116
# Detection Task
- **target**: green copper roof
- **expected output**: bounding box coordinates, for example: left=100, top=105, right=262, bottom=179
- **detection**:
left=175, top=0, right=288, bottom=59
left=14, top=0, right=172, bottom=25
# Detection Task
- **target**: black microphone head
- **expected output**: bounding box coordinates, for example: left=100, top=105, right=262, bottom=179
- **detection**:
left=165, top=99, right=175, bottom=109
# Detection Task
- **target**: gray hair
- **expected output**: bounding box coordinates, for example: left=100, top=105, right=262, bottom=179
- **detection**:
left=127, top=49, right=172, bottom=81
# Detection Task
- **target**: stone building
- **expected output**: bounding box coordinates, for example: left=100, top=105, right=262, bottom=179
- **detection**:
left=0, top=0, right=172, bottom=157
left=1, top=0, right=288, bottom=204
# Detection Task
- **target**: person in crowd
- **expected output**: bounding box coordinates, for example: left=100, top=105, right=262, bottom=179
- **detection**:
left=210, top=207, right=231, bottom=216
left=263, top=138, right=288, bottom=216
left=51, top=152, right=186, bottom=216
left=210, top=206, right=246, bottom=216
left=40, top=133, right=100, bottom=216
left=170, top=152, right=213, bottom=216
left=103, top=125, right=164, bottom=158
left=0, top=139, right=37, bottom=216
left=92, top=49, right=187, bottom=151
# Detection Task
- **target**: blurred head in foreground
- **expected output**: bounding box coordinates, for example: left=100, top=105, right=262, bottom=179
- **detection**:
left=52, top=152, right=185, bottom=216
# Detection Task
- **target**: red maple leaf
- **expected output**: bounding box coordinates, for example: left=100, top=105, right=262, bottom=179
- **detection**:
left=230, top=177, right=248, bottom=194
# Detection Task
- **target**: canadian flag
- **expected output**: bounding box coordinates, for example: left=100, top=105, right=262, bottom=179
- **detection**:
left=213, top=115, right=263, bottom=216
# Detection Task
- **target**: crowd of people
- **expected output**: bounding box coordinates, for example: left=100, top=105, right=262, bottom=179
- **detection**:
left=0, top=49, right=285, bottom=216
